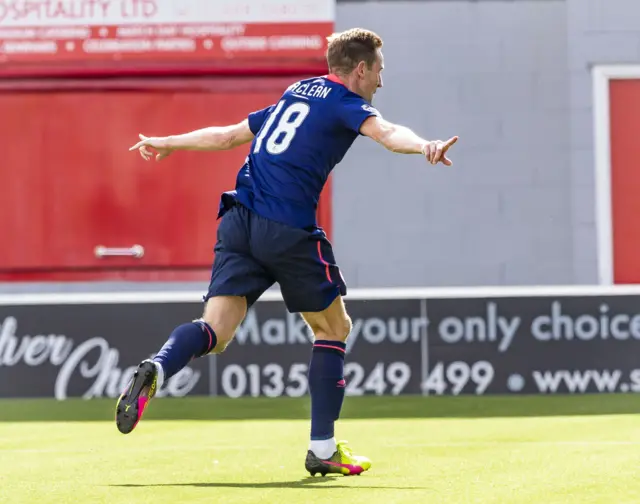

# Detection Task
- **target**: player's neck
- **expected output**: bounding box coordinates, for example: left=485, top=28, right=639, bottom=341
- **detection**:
left=330, top=73, right=367, bottom=100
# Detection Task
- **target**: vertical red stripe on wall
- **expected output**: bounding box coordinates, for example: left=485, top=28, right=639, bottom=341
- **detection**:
left=609, top=79, right=640, bottom=283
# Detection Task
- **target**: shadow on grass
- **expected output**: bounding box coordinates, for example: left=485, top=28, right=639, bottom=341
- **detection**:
left=1, top=394, right=639, bottom=422
left=110, top=476, right=429, bottom=491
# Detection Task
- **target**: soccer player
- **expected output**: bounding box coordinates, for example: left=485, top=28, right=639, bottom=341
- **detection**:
left=117, top=28, right=457, bottom=477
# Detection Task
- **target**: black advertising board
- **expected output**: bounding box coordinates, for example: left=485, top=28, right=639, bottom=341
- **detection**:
left=425, top=295, right=640, bottom=395
left=0, top=301, right=209, bottom=399
left=2, top=289, right=640, bottom=398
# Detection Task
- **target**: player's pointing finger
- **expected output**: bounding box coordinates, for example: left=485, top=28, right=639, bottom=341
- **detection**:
left=445, top=136, right=459, bottom=148
left=129, top=134, right=150, bottom=151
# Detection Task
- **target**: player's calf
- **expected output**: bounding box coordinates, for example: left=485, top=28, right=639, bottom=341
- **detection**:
left=153, top=319, right=218, bottom=377
left=114, top=319, right=217, bottom=434
left=301, top=296, right=357, bottom=467
left=307, top=338, right=347, bottom=458
left=114, top=296, right=246, bottom=434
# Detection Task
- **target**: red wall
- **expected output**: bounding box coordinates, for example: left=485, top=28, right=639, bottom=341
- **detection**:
left=609, top=79, right=640, bottom=283
left=0, top=77, right=332, bottom=282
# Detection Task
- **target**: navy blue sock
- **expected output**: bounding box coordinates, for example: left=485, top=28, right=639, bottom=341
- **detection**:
left=153, top=320, right=217, bottom=381
left=308, top=340, right=347, bottom=441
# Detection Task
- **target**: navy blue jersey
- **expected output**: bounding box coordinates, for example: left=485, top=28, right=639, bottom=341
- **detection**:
left=218, top=75, right=380, bottom=229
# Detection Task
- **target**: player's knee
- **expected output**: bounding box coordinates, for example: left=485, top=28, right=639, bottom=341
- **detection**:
left=328, top=315, right=352, bottom=342
left=201, top=323, right=236, bottom=354
left=212, top=333, right=234, bottom=354
left=200, top=314, right=238, bottom=354
left=342, top=315, right=353, bottom=342
left=201, top=295, right=247, bottom=354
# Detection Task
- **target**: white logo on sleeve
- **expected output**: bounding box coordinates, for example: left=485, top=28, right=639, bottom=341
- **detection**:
left=361, top=104, right=380, bottom=116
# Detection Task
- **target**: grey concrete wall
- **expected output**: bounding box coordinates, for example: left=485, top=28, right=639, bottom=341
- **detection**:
left=333, top=0, right=574, bottom=287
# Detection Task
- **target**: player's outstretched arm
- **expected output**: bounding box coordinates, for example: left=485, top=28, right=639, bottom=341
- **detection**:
left=129, top=119, right=255, bottom=161
left=360, top=115, right=458, bottom=166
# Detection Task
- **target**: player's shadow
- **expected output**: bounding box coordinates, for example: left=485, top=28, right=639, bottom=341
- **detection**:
left=111, top=477, right=429, bottom=490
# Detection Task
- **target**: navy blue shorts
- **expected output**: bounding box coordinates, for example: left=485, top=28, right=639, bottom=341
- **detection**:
left=204, top=203, right=346, bottom=313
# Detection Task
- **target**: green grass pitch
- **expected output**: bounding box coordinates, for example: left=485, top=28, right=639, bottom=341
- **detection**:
left=1, top=395, right=640, bottom=503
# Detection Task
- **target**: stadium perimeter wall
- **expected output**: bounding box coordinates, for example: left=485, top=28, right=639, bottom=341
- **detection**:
left=3, top=285, right=640, bottom=399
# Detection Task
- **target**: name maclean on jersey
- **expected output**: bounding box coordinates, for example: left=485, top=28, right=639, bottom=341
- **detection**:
left=290, top=81, right=332, bottom=99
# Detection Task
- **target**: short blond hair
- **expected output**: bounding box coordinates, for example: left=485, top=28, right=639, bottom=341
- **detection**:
left=326, top=28, right=383, bottom=75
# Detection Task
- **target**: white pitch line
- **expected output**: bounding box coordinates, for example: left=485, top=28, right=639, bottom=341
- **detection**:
left=0, top=446, right=274, bottom=454
left=3, top=441, right=639, bottom=454
left=385, top=440, right=640, bottom=447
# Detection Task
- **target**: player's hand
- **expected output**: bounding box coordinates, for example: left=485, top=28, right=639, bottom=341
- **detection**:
left=129, top=134, right=174, bottom=161
left=422, top=136, right=458, bottom=166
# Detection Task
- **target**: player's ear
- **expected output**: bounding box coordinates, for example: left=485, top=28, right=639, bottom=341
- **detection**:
left=356, top=60, right=367, bottom=78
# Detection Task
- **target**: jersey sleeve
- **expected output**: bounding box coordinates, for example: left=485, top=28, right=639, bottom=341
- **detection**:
left=337, top=94, right=382, bottom=134
left=247, top=105, right=275, bottom=135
